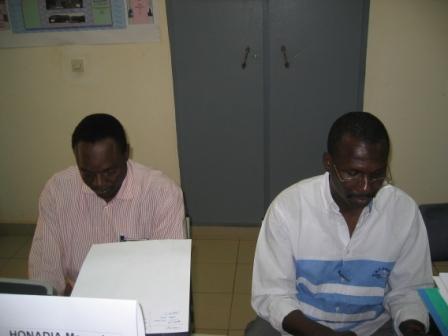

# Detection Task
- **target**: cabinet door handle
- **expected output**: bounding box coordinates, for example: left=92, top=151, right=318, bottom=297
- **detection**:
left=241, top=46, right=251, bottom=69
left=281, top=45, right=290, bottom=68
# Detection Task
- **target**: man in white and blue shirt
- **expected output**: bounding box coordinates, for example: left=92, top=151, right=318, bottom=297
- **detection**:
left=249, top=112, right=433, bottom=336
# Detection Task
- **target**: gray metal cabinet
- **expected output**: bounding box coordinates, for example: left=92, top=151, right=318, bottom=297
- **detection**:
left=167, top=0, right=369, bottom=226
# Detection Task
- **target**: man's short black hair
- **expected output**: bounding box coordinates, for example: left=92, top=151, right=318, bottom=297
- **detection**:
left=71, top=113, right=128, bottom=153
left=327, top=111, right=390, bottom=157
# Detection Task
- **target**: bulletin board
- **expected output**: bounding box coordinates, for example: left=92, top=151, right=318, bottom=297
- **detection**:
left=0, top=0, right=160, bottom=47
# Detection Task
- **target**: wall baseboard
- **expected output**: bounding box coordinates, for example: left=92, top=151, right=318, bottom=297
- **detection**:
left=0, top=223, right=36, bottom=236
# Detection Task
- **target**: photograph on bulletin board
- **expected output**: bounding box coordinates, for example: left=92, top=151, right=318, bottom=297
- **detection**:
left=0, top=0, right=159, bottom=48
left=7, top=0, right=126, bottom=32
left=44, top=0, right=109, bottom=27
left=127, top=0, right=152, bottom=25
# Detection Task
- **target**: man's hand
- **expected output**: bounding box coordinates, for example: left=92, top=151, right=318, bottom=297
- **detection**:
left=399, top=319, right=426, bottom=336
left=283, top=310, right=357, bottom=336
left=63, top=278, right=74, bottom=296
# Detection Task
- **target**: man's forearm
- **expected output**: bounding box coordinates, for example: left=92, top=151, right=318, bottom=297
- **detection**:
left=282, top=310, right=356, bottom=336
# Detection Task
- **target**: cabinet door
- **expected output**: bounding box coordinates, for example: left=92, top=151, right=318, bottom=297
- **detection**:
left=267, top=0, right=369, bottom=201
left=167, top=0, right=265, bottom=225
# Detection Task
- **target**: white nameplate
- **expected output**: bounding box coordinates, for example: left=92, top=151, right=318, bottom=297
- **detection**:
left=0, top=294, right=145, bottom=336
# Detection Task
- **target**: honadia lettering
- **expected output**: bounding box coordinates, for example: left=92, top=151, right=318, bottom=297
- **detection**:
left=9, top=331, right=79, bottom=336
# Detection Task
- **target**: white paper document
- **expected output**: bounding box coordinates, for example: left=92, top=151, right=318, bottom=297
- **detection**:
left=433, top=272, right=448, bottom=303
left=0, top=293, right=145, bottom=336
left=72, top=239, right=192, bottom=334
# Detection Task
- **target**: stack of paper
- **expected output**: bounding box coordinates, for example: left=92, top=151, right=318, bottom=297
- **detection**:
left=418, top=272, right=448, bottom=336
left=72, top=239, right=191, bottom=335
left=434, top=273, right=448, bottom=303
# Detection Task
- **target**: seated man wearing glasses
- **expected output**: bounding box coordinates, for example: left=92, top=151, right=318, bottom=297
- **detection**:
left=247, top=112, right=433, bottom=336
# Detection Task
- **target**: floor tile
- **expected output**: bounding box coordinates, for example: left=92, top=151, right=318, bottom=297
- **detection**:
left=192, top=263, right=236, bottom=293
left=434, top=261, right=448, bottom=273
left=234, top=227, right=260, bottom=241
left=192, top=227, right=246, bottom=240
left=0, top=258, right=8, bottom=269
left=0, top=258, right=28, bottom=278
left=0, top=236, right=28, bottom=258
left=237, top=241, right=256, bottom=264
left=192, top=240, right=238, bottom=264
left=193, top=330, right=227, bottom=335
left=192, top=226, right=259, bottom=241
left=432, top=264, right=439, bottom=276
left=193, top=293, right=232, bottom=330
left=234, top=264, right=252, bottom=294
left=229, top=293, right=256, bottom=330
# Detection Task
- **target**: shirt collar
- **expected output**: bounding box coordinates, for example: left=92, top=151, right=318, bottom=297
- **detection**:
left=322, top=172, right=339, bottom=213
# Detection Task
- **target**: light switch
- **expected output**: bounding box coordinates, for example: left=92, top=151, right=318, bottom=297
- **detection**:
left=71, top=59, right=85, bottom=73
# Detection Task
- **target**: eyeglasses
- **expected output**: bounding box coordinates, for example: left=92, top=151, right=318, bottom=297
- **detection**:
left=332, top=164, right=391, bottom=185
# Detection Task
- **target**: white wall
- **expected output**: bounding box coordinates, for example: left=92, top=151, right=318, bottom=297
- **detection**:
left=364, top=0, right=448, bottom=204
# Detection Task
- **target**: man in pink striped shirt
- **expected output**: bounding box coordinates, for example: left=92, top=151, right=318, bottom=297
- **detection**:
left=29, top=114, right=186, bottom=295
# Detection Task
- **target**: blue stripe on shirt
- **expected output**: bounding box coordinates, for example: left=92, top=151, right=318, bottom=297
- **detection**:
left=296, top=259, right=395, bottom=287
left=298, top=283, right=385, bottom=314
left=294, top=259, right=395, bottom=324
